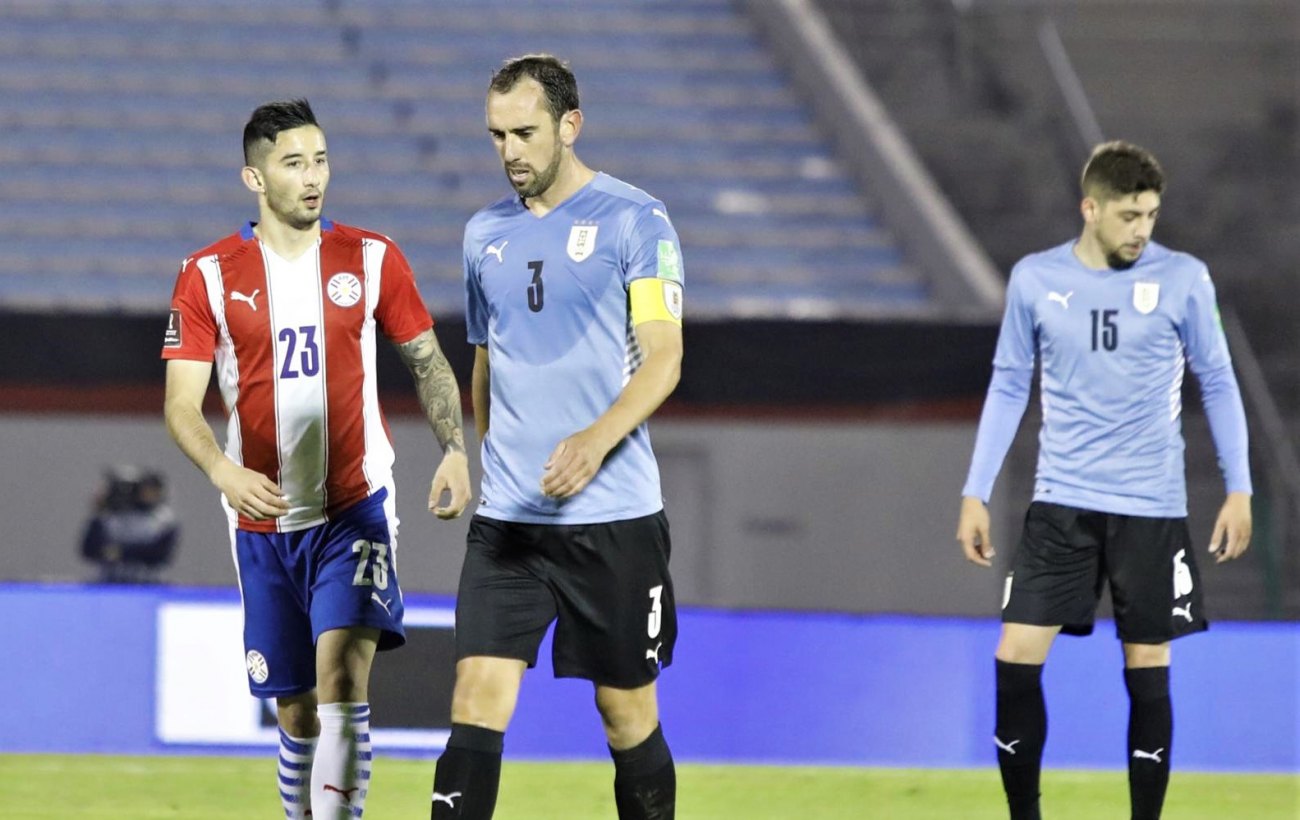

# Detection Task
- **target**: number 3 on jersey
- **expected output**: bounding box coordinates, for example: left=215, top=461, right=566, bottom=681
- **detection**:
left=351, top=539, right=390, bottom=590
left=526, top=260, right=544, bottom=312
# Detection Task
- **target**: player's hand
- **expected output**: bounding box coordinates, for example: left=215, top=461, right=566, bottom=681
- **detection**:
left=541, top=428, right=612, bottom=499
left=957, top=495, right=995, bottom=567
left=429, top=450, right=471, bottom=519
left=209, top=459, right=289, bottom=521
left=1209, top=491, right=1252, bottom=563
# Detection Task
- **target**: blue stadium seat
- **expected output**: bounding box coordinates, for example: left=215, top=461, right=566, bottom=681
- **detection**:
left=0, top=0, right=930, bottom=315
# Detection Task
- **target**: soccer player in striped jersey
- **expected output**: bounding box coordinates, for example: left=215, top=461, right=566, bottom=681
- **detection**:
left=956, top=141, right=1253, bottom=820
left=162, top=99, right=471, bottom=820
left=428, top=56, right=683, bottom=820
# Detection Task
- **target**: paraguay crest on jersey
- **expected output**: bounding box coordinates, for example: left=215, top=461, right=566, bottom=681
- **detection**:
left=328, top=272, right=363, bottom=307
left=1133, top=282, right=1160, bottom=314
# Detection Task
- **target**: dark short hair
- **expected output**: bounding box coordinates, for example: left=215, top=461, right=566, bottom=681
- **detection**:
left=1081, top=141, right=1165, bottom=200
left=243, top=99, right=320, bottom=166
left=489, top=54, right=579, bottom=124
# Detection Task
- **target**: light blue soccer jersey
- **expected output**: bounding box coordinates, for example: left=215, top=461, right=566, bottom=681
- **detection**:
left=464, top=173, right=684, bottom=524
left=963, top=240, right=1251, bottom=517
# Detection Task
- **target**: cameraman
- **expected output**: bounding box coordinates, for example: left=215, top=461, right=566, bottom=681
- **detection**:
left=81, top=466, right=178, bottom=584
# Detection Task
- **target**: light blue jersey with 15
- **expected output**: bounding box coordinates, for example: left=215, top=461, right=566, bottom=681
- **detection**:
left=963, top=240, right=1250, bottom=517
left=464, top=173, right=684, bottom=524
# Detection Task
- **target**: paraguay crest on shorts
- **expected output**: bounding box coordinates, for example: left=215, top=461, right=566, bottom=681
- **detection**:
left=567, top=223, right=599, bottom=262
left=245, top=649, right=269, bottom=683
left=1132, top=282, right=1159, bottom=315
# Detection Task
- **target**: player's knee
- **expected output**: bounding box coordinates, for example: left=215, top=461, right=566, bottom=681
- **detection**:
left=450, top=663, right=522, bottom=729
left=994, top=634, right=1037, bottom=663
left=595, top=688, right=658, bottom=747
left=316, top=664, right=367, bottom=703
left=1123, top=642, right=1170, bottom=668
left=995, top=625, right=1057, bottom=664
left=277, top=696, right=318, bottom=737
left=600, top=715, right=658, bottom=750
left=995, top=644, right=1047, bottom=665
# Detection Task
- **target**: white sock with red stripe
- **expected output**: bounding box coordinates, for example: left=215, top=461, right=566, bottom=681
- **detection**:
left=279, top=728, right=317, bottom=819
left=311, top=702, right=371, bottom=819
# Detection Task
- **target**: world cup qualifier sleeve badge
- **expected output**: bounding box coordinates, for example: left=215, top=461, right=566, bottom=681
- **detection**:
left=1133, top=282, right=1160, bottom=314
left=164, top=308, right=182, bottom=348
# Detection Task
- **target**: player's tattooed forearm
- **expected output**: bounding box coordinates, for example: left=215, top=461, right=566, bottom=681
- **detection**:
left=396, top=330, right=466, bottom=455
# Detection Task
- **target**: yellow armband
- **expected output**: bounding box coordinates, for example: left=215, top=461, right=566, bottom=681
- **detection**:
left=629, top=277, right=683, bottom=326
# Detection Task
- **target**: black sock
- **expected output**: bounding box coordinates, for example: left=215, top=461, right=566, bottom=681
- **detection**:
left=1125, top=667, right=1172, bottom=820
left=610, top=723, right=676, bottom=820
left=995, top=660, right=1046, bottom=820
left=431, top=723, right=504, bottom=819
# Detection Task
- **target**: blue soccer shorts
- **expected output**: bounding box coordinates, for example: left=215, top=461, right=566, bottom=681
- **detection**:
left=233, top=487, right=405, bottom=698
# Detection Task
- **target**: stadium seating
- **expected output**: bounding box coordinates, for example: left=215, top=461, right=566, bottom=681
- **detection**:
left=0, top=0, right=928, bottom=315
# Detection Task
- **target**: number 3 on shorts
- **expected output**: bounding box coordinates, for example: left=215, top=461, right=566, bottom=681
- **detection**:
left=351, top=539, right=390, bottom=590
left=647, top=585, right=664, bottom=639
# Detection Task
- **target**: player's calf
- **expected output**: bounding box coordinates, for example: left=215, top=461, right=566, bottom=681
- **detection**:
left=278, top=728, right=317, bottom=820
left=609, top=723, right=676, bottom=820
left=1125, top=666, right=1173, bottom=820
left=431, top=723, right=504, bottom=819
left=995, top=660, right=1046, bottom=820
left=312, top=702, right=371, bottom=819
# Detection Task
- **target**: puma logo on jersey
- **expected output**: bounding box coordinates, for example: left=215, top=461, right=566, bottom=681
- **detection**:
left=1172, top=603, right=1194, bottom=622
left=1047, top=290, right=1073, bottom=309
left=651, top=208, right=671, bottom=225
left=371, top=593, right=393, bottom=616
left=646, top=642, right=662, bottom=663
left=231, top=289, right=260, bottom=310
left=1132, top=748, right=1164, bottom=763
left=432, top=791, right=462, bottom=808
left=323, top=784, right=359, bottom=800
left=485, top=241, right=508, bottom=263
left=993, top=736, right=1020, bottom=755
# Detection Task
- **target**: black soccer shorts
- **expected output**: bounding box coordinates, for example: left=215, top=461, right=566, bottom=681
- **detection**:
left=1001, top=501, right=1207, bottom=643
left=454, top=511, right=676, bottom=689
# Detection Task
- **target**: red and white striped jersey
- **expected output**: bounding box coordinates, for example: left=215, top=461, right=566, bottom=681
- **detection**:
left=162, top=219, right=433, bottom=533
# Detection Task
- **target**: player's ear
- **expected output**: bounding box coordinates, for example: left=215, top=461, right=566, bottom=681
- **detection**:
left=1080, top=196, right=1098, bottom=224
left=559, top=109, right=582, bottom=147
left=241, top=166, right=264, bottom=194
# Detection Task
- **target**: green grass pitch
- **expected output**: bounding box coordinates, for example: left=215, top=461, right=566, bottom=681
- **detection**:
left=6, top=754, right=1296, bottom=818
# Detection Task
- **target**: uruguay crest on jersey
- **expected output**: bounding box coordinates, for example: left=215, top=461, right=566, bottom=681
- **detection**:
left=1133, top=281, right=1160, bottom=314
left=567, top=223, right=599, bottom=262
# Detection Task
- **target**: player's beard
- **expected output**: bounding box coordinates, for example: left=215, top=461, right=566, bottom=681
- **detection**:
left=1105, top=240, right=1144, bottom=270
left=1092, top=225, right=1144, bottom=271
left=508, top=142, right=563, bottom=200
left=268, top=189, right=324, bottom=231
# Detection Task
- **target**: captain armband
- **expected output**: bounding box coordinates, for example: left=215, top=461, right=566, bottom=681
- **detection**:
left=629, top=277, right=683, bottom=327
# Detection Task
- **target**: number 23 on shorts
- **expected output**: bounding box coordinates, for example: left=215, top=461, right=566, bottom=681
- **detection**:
left=351, top=539, right=390, bottom=589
